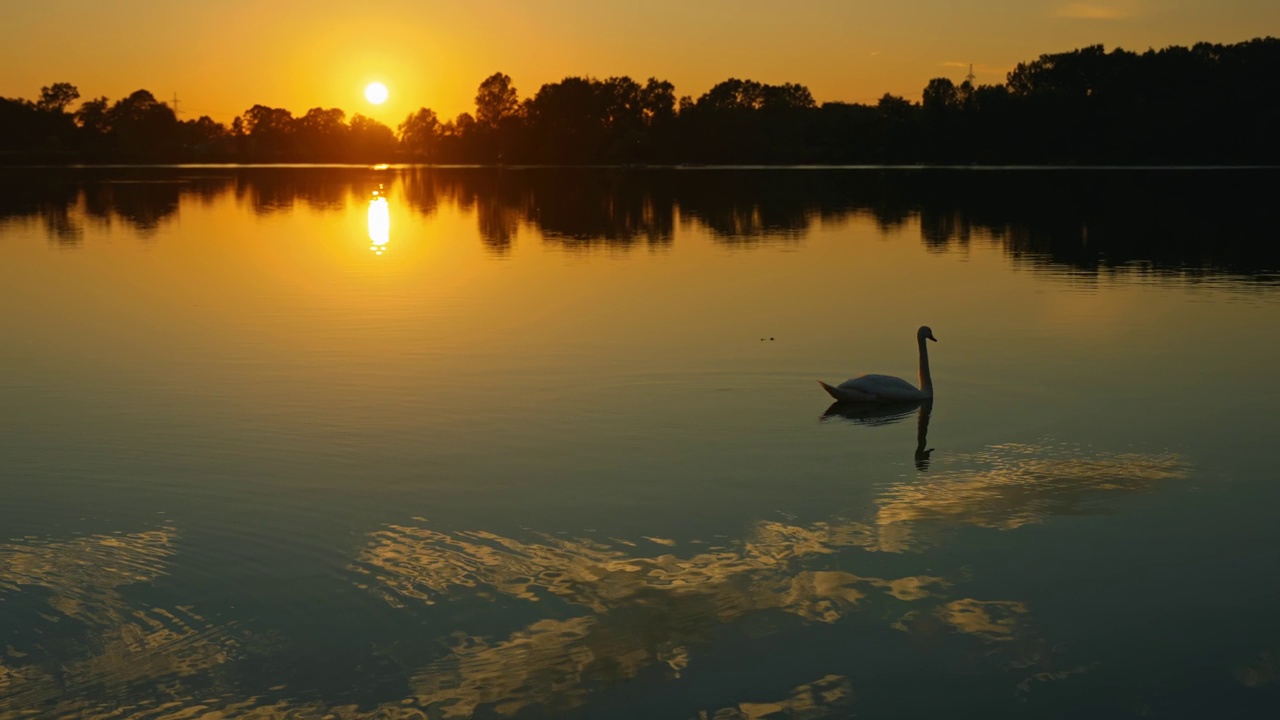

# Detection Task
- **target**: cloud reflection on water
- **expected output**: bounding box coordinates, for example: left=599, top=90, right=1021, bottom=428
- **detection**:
left=0, top=529, right=247, bottom=718
left=871, top=443, right=1189, bottom=551
left=352, top=518, right=945, bottom=718
left=0, top=440, right=1192, bottom=718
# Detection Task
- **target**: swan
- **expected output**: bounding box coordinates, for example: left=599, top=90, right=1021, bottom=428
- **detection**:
left=819, top=326, right=937, bottom=403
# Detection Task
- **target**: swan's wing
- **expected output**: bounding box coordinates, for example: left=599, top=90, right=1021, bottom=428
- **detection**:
left=836, top=374, right=924, bottom=402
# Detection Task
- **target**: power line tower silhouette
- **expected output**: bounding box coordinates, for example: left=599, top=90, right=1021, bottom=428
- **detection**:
left=964, top=64, right=977, bottom=87
left=170, top=92, right=181, bottom=119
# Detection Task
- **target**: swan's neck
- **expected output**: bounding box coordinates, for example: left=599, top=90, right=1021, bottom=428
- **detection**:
left=918, top=336, right=933, bottom=395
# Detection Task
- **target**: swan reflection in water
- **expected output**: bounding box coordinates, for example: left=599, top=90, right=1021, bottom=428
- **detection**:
left=822, top=399, right=935, bottom=471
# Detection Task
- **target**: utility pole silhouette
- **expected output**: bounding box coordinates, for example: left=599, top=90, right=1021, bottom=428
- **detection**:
left=170, top=92, right=181, bottom=119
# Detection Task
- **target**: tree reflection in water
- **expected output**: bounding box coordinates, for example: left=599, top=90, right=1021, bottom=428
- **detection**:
left=3, top=167, right=1277, bottom=285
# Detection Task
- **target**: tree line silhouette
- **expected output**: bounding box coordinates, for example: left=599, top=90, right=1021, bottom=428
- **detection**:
left=5, top=166, right=1277, bottom=282
left=2, top=37, right=1277, bottom=165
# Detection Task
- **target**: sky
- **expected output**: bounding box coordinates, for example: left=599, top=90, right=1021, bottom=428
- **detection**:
left=1, top=0, right=1277, bottom=128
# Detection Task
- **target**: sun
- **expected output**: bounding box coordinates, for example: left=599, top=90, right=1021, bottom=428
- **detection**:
left=365, top=82, right=388, bottom=105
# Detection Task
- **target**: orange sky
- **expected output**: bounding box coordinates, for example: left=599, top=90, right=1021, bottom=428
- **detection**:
left=2, top=0, right=1276, bottom=128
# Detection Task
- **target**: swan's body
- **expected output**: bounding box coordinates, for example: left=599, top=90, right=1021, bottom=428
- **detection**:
left=820, top=374, right=925, bottom=403
left=820, top=326, right=937, bottom=403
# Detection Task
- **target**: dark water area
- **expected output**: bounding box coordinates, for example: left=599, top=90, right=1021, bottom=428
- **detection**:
left=2, top=167, right=1279, bottom=718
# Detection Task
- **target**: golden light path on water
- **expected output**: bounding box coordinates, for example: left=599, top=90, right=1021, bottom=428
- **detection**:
left=368, top=188, right=390, bottom=255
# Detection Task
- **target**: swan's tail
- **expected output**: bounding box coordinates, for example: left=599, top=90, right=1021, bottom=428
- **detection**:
left=818, top=380, right=844, bottom=401
left=819, top=380, right=877, bottom=403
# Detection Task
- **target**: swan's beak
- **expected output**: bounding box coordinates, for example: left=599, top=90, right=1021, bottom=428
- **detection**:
left=928, top=334, right=938, bottom=342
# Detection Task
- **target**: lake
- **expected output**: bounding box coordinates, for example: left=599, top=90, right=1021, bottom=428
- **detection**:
left=2, top=166, right=1279, bottom=719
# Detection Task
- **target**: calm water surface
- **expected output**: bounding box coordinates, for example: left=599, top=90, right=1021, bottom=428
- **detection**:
left=2, top=167, right=1279, bottom=718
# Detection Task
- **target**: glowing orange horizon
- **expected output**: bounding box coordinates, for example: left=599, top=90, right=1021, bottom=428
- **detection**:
left=1, top=1, right=1274, bottom=126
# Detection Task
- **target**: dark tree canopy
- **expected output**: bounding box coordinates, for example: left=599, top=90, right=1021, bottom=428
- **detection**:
left=399, top=107, right=442, bottom=159
left=2, top=37, right=1278, bottom=164
left=37, top=83, right=80, bottom=113
left=474, top=72, right=520, bottom=129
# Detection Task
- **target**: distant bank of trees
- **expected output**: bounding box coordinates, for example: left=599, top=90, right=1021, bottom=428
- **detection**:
left=2, top=38, right=1278, bottom=165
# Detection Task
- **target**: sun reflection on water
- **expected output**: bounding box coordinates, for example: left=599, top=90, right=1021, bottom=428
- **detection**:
left=368, top=188, right=390, bottom=255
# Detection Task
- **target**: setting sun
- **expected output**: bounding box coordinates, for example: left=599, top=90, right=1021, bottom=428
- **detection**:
left=364, top=82, right=388, bottom=105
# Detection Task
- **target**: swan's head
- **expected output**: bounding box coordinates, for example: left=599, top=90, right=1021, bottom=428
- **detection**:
left=918, top=326, right=938, bottom=342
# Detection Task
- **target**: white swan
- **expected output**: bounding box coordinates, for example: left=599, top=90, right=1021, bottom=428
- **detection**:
left=819, top=326, right=938, bottom=403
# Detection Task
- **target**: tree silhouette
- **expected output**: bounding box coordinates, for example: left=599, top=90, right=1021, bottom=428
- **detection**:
left=242, top=104, right=295, bottom=159
left=760, top=83, right=815, bottom=110
left=640, top=78, right=676, bottom=125
left=399, top=107, right=442, bottom=161
left=178, top=116, right=230, bottom=159
left=922, top=78, right=959, bottom=113
left=349, top=114, right=396, bottom=158
left=296, top=107, right=347, bottom=159
left=475, top=72, right=520, bottom=129
left=106, top=90, right=179, bottom=159
left=75, top=97, right=109, bottom=135
left=37, top=83, right=80, bottom=113
left=525, top=77, right=608, bottom=163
